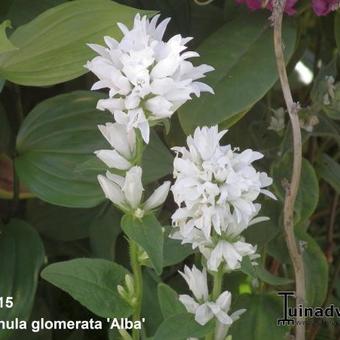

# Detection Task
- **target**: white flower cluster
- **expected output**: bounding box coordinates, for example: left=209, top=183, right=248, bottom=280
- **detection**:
left=179, top=265, right=245, bottom=327
left=171, top=125, right=276, bottom=272
left=86, top=14, right=214, bottom=144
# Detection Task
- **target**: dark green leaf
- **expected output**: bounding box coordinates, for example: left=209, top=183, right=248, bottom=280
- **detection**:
left=0, top=103, right=10, bottom=153
left=163, top=227, right=194, bottom=267
left=267, top=228, right=329, bottom=306
left=178, top=12, right=296, bottom=134
left=142, top=130, right=173, bottom=185
left=267, top=232, right=290, bottom=264
left=0, top=0, right=151, bottom=85
left=121, top=214, right=164, bottom=275
left=26, top=199, right=112, bottom=241
left=142, top=269, right=163, bottom=335
left=157, top=283, right=186, bottom=319
left=41, top=258, right=132, bottom=318
left=1, top=0, right=66, bottom=28
left=297, top=228, right=328, bottom=306
left=335, top=12, right=340, bottom=52
left=13, top=299, right=52, bottom=340
left=316, top=153, right=340, bottom=194
left=89, top=205, right=121, bottom=260
left=154, top=313, right=214, bottom=340
left=229, top=294, right=289, bottom=340
left=241, top=257, right=293, bottom=286
left=15, top=91, right=110, bottom=208
left=310, top=58, right=337, bottom=106
left=311, top=113, right=340, bottom=145
left=0, top=219, right=45, bottom=340
left=272, top=154, right=319, bottom=223
left=243, top=199, right=282, bottom=249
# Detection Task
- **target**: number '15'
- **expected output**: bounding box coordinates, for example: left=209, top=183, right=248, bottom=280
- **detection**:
left=0, top=297, right=13, bottom=308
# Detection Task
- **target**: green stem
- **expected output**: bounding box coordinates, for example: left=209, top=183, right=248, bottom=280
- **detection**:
left=129, top=239, right=143, bottom=340
left=205, top=269, right=224, bottom=340
left=212, top=269, right=223, bottom=300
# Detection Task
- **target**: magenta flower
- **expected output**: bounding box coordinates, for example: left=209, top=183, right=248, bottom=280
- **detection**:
left=236, top=0, right=297, bottom=15
left=312, top=0, right=340, bottom=15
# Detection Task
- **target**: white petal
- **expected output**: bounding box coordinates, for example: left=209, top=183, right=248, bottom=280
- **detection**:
left=151, top=56, right=180, bottom=78
left=87, top=43, right=108, bottom=57
left=216, top=291, right=232, bottom=311
left=179, top=295, right=199, bottom=314
left=96, top=98, right=124, bottom=113
left=145, top=96, right=173, bottom=117
left=144, top=181, right=171, bottom=211
left=230, top=308, right=246, bottom=321
left=214, top=310, right=233, bottom=325
left=138, top=120, right=150, bottom=144
left=97, top=174, right=125, bottom=208
left=95, top=150, right=131, bottom=170
left=122, top=166, right=143, bottom=209
left=195, top=304, right=214, bottom=326
left=106, top=171, right=125, bottom=188
left=261, top=189, right=277, bottom=200
left=98, top=122, right=136, bottom=159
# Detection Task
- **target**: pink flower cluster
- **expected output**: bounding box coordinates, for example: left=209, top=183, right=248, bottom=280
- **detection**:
left=236, top=0, right=297, bottom=15
left=237, top=0, right=340, bottom=16
left=312, top=0, right=340, bottom=15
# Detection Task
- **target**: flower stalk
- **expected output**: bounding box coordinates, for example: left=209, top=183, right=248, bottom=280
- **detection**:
left=206, top=269, right=224, bottom=340
left=272, top=1, right=306, bottom=339
left=129, top=239, right=143, bottom=340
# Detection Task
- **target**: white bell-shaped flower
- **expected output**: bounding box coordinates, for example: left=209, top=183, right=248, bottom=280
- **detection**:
left=95, top=122, right=136, bottom=170
left=178, top=265, right=245, bottom=326
left=98, top=166, right=170, bottom=217
left=86, top=14, right=214, bottom=143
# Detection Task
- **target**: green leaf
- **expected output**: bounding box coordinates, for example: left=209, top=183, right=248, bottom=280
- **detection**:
left=157, top=283, right=186, bottom=319
left=0, top=219, right=45, bottom=340
left=310, top=58, right=337, bottom=106
left=1, top=0, right=66, bottom=28
left=15, top=91, right=110, bottom=208
left=0, top=0, right=151, bottom=86
left=311, top=113, right=340, bottom=145
left=296, top=228, right=328, bottom=306
left=142, top=130, right=173, bottom=185
left=163, top=226, right=194, bottom=267
left=121, top=214, right=164, bottom=275
left=41, top=258, right=132, bottom=318
left=335, top=12, right=340, bottom=52
left=178, top=12, right=296, bottom=134
left=89, top=205, right=121, bottom=260
left=26, top=199, right=111, bottom=241
left=241, top=257, right=293, bottom=286
left=243, top=199, right=282, bottom=249
left=267, top=232, right=290, bottom=264
left=13, top=299, right=52, bottom=340
left=268, top=228, right=329, bottom=306
left=0, top=103, right=10, bottom=153
left=142, top=270, right=163, bottom=335
left=0, top=20, right=17, bottom=54
left=229, top=294, right=289, bottom=340
left=154, top=313, right=214, bottom=340
left=272, top=154, right=319, bottom=223
left=316, top=153, right=340, bottom=194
